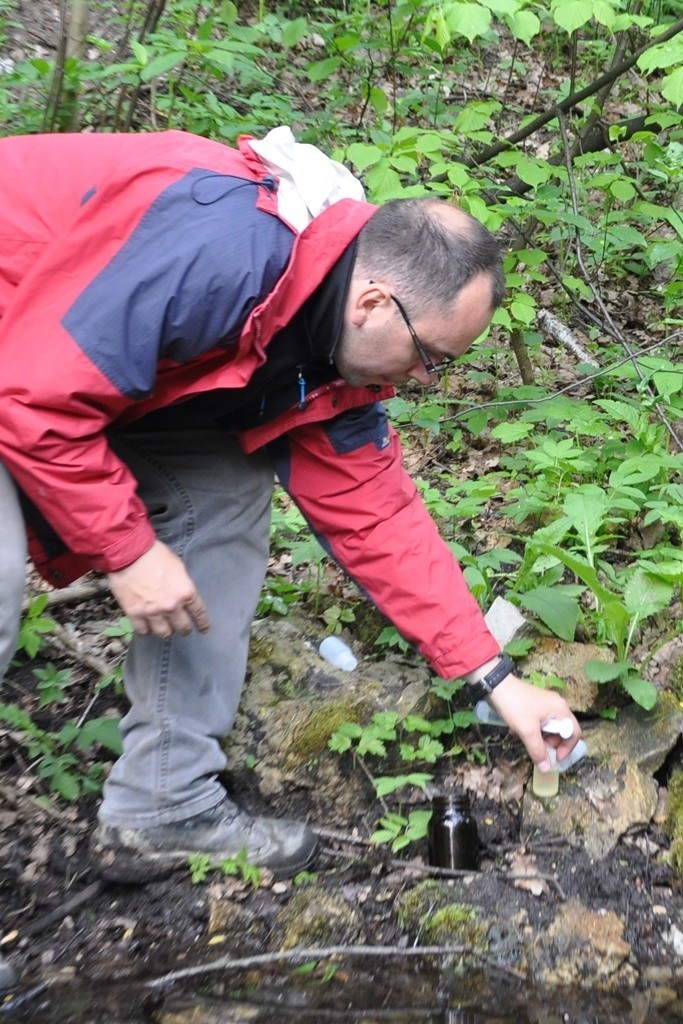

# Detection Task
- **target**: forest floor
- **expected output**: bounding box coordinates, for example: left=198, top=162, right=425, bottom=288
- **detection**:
left=1, top=1, right=682, bottom=1020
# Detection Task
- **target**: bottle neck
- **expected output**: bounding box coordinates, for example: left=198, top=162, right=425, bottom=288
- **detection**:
left=432, top=792, right=469, bottom=813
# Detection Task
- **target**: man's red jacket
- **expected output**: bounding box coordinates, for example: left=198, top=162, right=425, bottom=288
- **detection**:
left=0, top=130, right=499, bottom=678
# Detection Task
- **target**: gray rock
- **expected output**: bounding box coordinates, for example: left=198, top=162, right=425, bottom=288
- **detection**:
left=0, top=953, right=16, bottom=993
left=484, top=597, right=529, bottom=648
left=527, top=899, right=637, bottom=990
left=225, top=616, right=432, bottom=823
left=586, top=701, right=683, bottom=774
left=521, top=638, right=614, bottom=713
left=523, top=756, right=659, bottom=859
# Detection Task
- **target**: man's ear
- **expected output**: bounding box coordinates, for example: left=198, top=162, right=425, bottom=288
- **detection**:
left=348, top=278, right=392, bottom=326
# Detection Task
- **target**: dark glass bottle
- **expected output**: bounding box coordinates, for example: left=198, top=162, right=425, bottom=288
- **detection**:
left=428, top=791, right=479, bottom=870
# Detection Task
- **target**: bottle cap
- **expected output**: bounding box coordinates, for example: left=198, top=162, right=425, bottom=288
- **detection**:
left=541, top=717, right=574, bottom=740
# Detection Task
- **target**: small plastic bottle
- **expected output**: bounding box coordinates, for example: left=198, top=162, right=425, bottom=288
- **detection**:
left=557, top=738, right=588, bottom=773
left=318, top=636, right=358, bottom=671
left=428, top=791, right=479, bottom=871
left=532, top=747, right=559, bottom=798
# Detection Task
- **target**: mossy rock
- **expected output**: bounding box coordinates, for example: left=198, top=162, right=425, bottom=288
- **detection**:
left=665, top=767, right=683, bottom=879
left=396, top=879, right=488, bottom=950
left=277, top=886, right=365, bottom=950
left=283, top=697, right=367, bottom=767
left=669, top=652, right=683, bottom=703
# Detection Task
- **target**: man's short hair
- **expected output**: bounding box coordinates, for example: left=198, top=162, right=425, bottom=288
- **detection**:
left=355, top=198, right=505, bottom=316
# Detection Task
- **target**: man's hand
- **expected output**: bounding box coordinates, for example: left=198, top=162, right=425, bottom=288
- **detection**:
left=486, top=674, right=581, bottom=770
left=107, top=541, right=210, bottom=639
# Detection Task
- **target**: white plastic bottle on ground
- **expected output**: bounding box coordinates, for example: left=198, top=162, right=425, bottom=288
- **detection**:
left=318, top=636, right=358, bottom=671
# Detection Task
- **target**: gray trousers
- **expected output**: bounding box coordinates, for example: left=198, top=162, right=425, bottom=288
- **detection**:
left=1, top=430, right=274, bottom=828
left=0, top=461, right=26, bottom=682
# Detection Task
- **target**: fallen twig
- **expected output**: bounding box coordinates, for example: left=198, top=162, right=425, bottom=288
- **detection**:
left=507, top=872, right=567, bottom=900
left=0, top=982, right=52, bottom=1015
left=44, top=621, right=116, bottom=681
left=21, top=578, right=109, bottom=613
left=20, top=881, right=103, bottom=939
left=145, top=942, right=525, bottom=989
left=537, top=309, right=600, bottom=369
left=312, top=825, right=374, bottom=847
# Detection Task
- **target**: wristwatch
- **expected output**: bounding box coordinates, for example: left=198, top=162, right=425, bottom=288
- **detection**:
left=470, top=653, right=516, bottom=702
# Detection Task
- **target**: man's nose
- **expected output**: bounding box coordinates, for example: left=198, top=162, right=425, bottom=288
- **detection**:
left=409, top=363, right=434, bottom=386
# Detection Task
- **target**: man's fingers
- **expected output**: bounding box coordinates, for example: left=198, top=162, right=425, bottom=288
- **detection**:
left=126, top=594, right=209, bottom=639
left=184, top=594, right=210, bottom=633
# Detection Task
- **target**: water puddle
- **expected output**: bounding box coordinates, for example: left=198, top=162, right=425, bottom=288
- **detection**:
left=2, top=963, right=682, bottom=1024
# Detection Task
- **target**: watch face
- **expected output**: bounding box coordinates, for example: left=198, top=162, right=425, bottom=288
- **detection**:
left=471, top=681, right=491, bottom=703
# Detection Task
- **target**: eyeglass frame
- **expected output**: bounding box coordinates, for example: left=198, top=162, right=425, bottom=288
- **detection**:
left=389, top=293, right=454, bottom=376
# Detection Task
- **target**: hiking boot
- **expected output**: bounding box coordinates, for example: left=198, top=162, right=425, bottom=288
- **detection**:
left=92, top=797, right=318, bottom=883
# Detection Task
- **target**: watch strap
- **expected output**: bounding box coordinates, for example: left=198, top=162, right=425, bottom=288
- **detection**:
left=473, top=653, right=516, bottom=697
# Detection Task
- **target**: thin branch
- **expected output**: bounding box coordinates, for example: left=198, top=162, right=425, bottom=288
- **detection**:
left=466, top=17, right=683, bottom=167
left=312, top=825, right=374, bottom=847
left=145, top=942, right=526, bottom=989
left=570, top=6, right=640, bottom=161
left=509, top=327, right=536, bottom=384
left=20, top=882, right=103, bottom=939
left=439, top=336, right=679, bottom=423
left=353, top=754, right=389, bottom=814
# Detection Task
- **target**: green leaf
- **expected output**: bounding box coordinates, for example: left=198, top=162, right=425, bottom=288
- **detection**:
left=622, top=674, right=658, bottom=711
left=366, top=163, right=404, bottom=202
left=375, top=772, right=433, bottom=797
left=507, top=9, right=541, bottom=44
left=609, top=456, right=662, bottom=489
left=490, top=421, right=535, bottom=442
left=139, top=51, right=185, bottom=82
left=662, top=67, right=683, bottom=108
left=510, top=298, right=536, bottom=325
left=369, top=86, right=389, bottom=115
left=584, top=659, right=629, bottom=683
left=282, top=17, right=308, bottom=48
left=518, top=586, right=579, bottom=641
left=563, top=484, right=610, bottom=555
left=592, top=0, right=616, bottom=29
left=653, top=369, right=683, bottom=398
left=624, top=571, right=674, bottom=621
left=609, top=178, right=636, bottom=202
left=531, top=542, right=630, bottom=650
left=77, top=717, right=123, bottom=755
left=637, top=38, right=683, bottom=74
left=307, top=57, right=341, bottom=83
left=345, top=142, right=383, bottom=173
left=130, top=40, right=148, bottom=66
left=515, top=157, right=553, bottom=187
left=444, top=2, right=493, bottom=43
left=552, top=0, right=593, bottom=34
left=427, top=7, right=452, bottom=50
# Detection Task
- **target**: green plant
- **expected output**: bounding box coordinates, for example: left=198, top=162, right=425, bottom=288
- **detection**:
left=371, top=808, right=433, bottom=852
left=17, top=595, right=57, bottom=659
left=33, top=663, right=74, bottom=706
left=187, top=846, right=261, bottom=887
left=0, top=701, right=121, bottom=801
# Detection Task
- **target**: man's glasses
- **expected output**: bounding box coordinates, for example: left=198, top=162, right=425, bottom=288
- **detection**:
left=389, top=294, right=453, bottom=376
